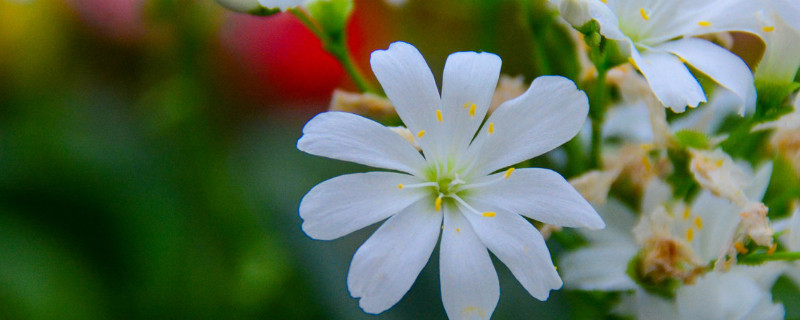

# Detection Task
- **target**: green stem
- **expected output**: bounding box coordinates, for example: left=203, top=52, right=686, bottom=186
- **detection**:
left=587, top=66, right=608, bottom=169
left=740, top=251, right=800, bottom=264
left=289, top=8, right=377, bottom=93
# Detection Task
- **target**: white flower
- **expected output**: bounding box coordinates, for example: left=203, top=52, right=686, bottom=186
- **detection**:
left=214, top=0, right=303, bottom=13
left=754, top=0, right=800, bottom=83
left=297, top=42, right=604, bottom=319
left=556, top=0, right=759, bottom=114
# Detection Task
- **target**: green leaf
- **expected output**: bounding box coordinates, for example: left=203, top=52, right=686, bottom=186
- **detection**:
left=248, top=6, right=281, bottom=16
left=306, top=0, right=354, bottom=41
left=674, top=129, right=711, bottom=150
left=754, top=80, right=800, bottom=122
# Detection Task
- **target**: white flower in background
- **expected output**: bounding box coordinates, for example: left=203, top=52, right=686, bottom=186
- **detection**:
left=298, top=42, right=604, bottom=319
left=753, top=96, right=800, bottom=175
left=562, top=173, right=783, bottom=319
left=775, top=204, right=800, bottom=285
left=555, top=0, right=759, bottom=113
left=214, top=0, right=303, bottom=13
left=753, top=0, right=800, bottom=84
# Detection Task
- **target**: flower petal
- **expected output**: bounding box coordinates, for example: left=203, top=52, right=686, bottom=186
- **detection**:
left=631, top=49, right=706, bottom=112
left=347, top=199, right=442, bottom=314
left=558, top=0, right=627, bottom=40
left=440, top=209, right=499, bottom=320
left=560, top=245, right=638, bottom=291
left=297, top=111, right=427, bottom=175
left=465, top=168, right=604, bottom=229
left=256, top=0, right=304, bottom=10
left=440, top=51, right=502, bottom=159
left=676, top=271, right=784, bottom=320
left=465, top=76, right=589, bottom=176
left=657, top=38, right=756, bottom=115
left=370, top=42, right=443, bottom=159
left=299, top=172, right=428, bottom=240
left=461, top=208, right=562, bottom=301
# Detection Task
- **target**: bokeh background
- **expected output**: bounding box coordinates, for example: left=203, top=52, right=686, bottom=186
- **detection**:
left=4, top=0, right=783, bottom=319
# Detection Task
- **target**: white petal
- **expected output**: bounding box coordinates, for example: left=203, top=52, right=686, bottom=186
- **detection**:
left=560, top=245, right=638, bottom=291
left=670, top=88, right=743, bottom=134
left=641, top=178, right=672, bottom=215
left=657, top=38, right=755, bottom=115
left=603, top=100, right=654, bottom=142
left=297, top=111, right=427, bottom=175
left=689, top=190, right=741, bottom=261
left=745, top=162, right=773, bottom=202
left=440, top=51, right=502, bottom=159
left=634, top=290, right=679, bottom=320
left=299, top=172, right=428, bottom=240
left=347, top=199, right=442, bottom=314
left=465, top=168, right=604, bottom=229
left=755, top=18, right=800, bottom=83
left=676, top=271, right=784, bottom=320
left=465, top=76, right=589, bottom=176
left=256, top=0, right=303, bottom=10
left=632, top=49, right=706, bottom=112
left=461, top=208, right=562, bottom=300
left=583, top=199, right=637, bottom=243
left=440, top=209, right=499, bottom=320
left=370, top=42, right=443, bottom=159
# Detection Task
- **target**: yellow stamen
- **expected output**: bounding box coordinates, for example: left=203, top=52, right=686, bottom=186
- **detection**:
left=417, top=130, right=425, bottom=138
left=436, top=109, right=443, bottom=122
left=456, top=228, right=461, bottom=233
left=504, top=167, right=515, bottom=179
left=554, top=266, right=558, bottom=270
left=734, top=242, right=748, bottom=254
left=488, top=122, right=494, bottom=134
left=639, top=8, right=650, bottom=21
left=469, top=104, right=476, bottom=117
left=482, top=212, right=496, bottom=217
left=435, top=196, right=442, bottom=212
left=397, top=184, right=404, bottom=189
left=698, top=21, right=711, bottom=27
left=601, top=0, right=606, bottom=3
left=682, top=208, right=691, bottom=220
left=762, top=26, right=775, bottom=32
left=463, top=103, right=470, bottom=109
left=694, top=216, right=703, bottom=229
left=768, top=243, right=778, bottom=255
left=686, top=228, right=694, bottom=241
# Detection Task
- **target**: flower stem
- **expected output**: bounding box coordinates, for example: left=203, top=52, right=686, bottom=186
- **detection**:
left=289, top=8, right=377, bottom=93
left=739, top=251, right=800, bottom=264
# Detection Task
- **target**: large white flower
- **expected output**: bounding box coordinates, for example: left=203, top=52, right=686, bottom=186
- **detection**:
left=555, top=0, right=759, bottom=114
left=298, top=42, right=604, bottom=319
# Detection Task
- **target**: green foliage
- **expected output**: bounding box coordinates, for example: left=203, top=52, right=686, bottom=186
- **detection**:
left=674, top=129, right=711, bottom=150
left=665, top=148, right=698, bottom=201
left=248, top=6, right=281, bottom=16
left=754, top=80, right=800, bottom=123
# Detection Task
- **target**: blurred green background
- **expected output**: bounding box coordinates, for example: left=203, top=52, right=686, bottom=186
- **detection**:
left=0, top=0, right=611, bottom=319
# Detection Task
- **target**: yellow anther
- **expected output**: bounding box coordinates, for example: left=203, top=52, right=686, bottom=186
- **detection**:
left=417, top=130, right=425, bottom=138
left=469, top=104, right=477, bottom=117
left=734, top=242, right=748, bottom=254
left=694, top=216, right=703, bottom=229
left=554, top=266, right=558, bottom=270
left=397, top=184, right=404, bottom=189
left=762, top=26, right=775, bottom=32
left=698, top=21, right=711, bottom=27
left=714, top=159, right=724, bottom=167
left=482, top=212, right=496, bottom=217
left=682, top=208, right=691, bottom=220
left=436, top=109, right=443, bottom=122
left=504, top=167, right=515, bottom=179
left=639, top=8, right=650, bottom=21
left=686, top=228, right=694, bottom=241
left=435, top=196, right=442, bottom=212
left=488, top=122, right=494, bottom=134
left=463, top=103, right=470, bottom=109
left=456, top=228, right=461, bottom=233
left=601, top=0, right=606, bottom=3
left=642, top=155, right=652, bottom=171
left=768, top=243, right=777, bottom=255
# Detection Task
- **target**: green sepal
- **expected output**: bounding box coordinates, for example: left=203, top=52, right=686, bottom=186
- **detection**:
left=754, top=80, right=800, bottom=122
left=674, top=129, right=711, bottom=150
left=248, top=6, right=281, bottom=16
left=305, top=0, right=353, bottom=41
left=625, top=251, right=680, bottom=299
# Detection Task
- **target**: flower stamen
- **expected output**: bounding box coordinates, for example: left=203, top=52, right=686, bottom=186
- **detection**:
left=469, top=104, right=477, bottom=117
left=488, top=122, right=494, bottom=134
left=436, top=109, right=443, bottom=122
left=639, top=8, right=650, bottom=21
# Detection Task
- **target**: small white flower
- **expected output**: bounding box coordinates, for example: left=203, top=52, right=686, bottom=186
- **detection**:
left=298, top=42, right=604, bottom=318
left=556, top=0, right=759, bottom=113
